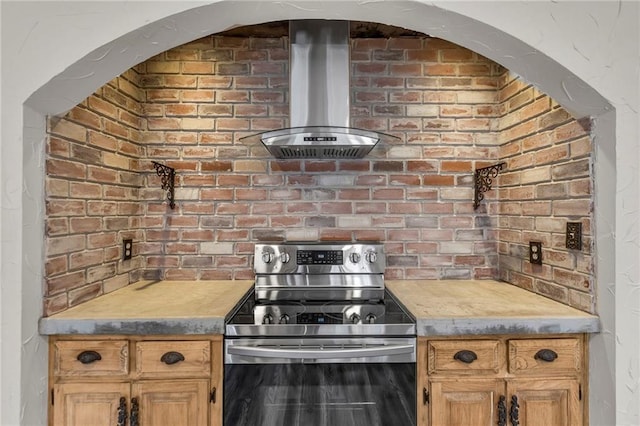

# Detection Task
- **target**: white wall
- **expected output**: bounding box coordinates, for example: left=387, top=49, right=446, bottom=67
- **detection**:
left=1, top=1, right=637, bottom=424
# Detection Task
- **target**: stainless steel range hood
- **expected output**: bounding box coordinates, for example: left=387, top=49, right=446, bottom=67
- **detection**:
left=241, top=20, right=399, bottom=159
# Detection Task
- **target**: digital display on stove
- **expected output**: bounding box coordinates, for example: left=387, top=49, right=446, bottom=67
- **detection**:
left=297, top=312, right=342, bottom=324
left=297, top=250, right=343, bottom=265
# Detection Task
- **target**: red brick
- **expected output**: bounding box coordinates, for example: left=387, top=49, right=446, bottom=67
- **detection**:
left=69, top=182, right=102, bottom=199
left=406, top=49, right=437, bottom=62
left=441, top=161, right=473, bottom=172
left=320, top=230, right=353, bottom=241
left=47, top=270, right=86, bottom=295
left=69, top=217, right=102, bottom=233
left=69, top=250, right=104, bottom=270
left=373, top=188, right=404, bottom=200
left=217, top=230, right=249, bottom=241
left=423, top=175, right=454, bottom=186
left=47, top=159, right=86, bottom=179
left=88, top=232, right=117, bottom=249
left=165, top=104, right=198, bottom=116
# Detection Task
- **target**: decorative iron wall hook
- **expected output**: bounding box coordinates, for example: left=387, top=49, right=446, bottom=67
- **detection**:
left=473, top=162, right=505, bottom=210
left=152, top=161, right=176, bottom=209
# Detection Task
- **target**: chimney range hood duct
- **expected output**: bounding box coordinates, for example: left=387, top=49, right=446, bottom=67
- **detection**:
left=240, top=20, right=399, bottom=159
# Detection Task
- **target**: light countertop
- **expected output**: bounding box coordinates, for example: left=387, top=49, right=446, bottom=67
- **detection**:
left=40, top=279, right=599, bottom=337
left=39, top=280, right=253, bottom=335
left=386, top=280, right=599, bottom=336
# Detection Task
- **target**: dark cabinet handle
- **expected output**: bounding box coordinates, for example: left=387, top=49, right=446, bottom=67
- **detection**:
left=210, top=387, right=217, bottom=404
left=423, top=387, right=429, bottom=405
left=534, top=349, right=558, bottom=362
left=497, top=395, right=507, bottom=426
left=77, top=350, right=102, bottom=364
left=510, top=395, right=520, bottom=426
left=130, top=397, right=139, bottom=426
left=160, top=351, right=185, bottom=365
left=453, top=350, right=477, bottom=364
left=117, top=397, right=127, bottom=426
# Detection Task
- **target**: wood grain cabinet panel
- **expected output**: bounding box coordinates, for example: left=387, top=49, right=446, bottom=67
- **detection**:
left=52, top=383, right=130, bottom=426
left=428, top=339, right=503, bottom=375
left=135, top=340, right=210, bottom=379
left=133, top=379, right=210, bottom=426
left=506, top=378, right=582, bottom=426
left=508, top=338, right=581, bottom=376
left=49, top=336, right=222, bottom=426
left=53, top=340, right=128, bottom=378
left=429, top=379, right=504, bottom=426
left=418, top=334, right=587, bottom=426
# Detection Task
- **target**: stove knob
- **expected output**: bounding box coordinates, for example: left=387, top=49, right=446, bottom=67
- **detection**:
left=349, top=313, right=361, bottom=324
left=365, top=251, right=378, bottom=263
left=349, top=252, right=361, bottom=263
left=280, top=252, right=290, bottom=263
left=262, top=313, right=274, bottom=325
left=365, top=313, right=377, bottom=324
left=261, top=251, right=273, bottom=264
left=279, top=314, right=290, bottom=324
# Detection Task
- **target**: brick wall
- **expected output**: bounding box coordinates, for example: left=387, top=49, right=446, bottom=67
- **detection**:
left=44, top=69, right=144, bottom=315
left=137, top=35, right=503, bottom=283
left=496, top=72, right=594, bottom=312
left=43, top=32, right=595, bottom=316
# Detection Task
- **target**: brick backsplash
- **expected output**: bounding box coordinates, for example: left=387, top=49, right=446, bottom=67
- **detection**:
left=43, top=32, right=594, bottom=315
left=496, top=73, right=593, bottom=311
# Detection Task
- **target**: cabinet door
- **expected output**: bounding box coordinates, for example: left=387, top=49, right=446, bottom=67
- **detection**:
left=133, top=379, right=209, bottom=426
left=506, top=378, right=581, bottom=426
left=52, top=382, right=130, bottom=426
left=210, top=336, right=223, bottom=426
left=430, top=379, right=504, bottom=426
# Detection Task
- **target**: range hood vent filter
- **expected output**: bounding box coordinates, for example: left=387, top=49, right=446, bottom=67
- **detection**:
left=277, top=146, right=368, bottom=159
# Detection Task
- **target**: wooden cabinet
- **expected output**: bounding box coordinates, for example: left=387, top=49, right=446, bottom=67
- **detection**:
left=49, top=335, right=223, bottom=426
left=418, top=334, right=586, bottom=426
left=53, top=382, right=130, bottom=426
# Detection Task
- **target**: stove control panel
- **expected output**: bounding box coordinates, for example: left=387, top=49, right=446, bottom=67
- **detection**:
left=254, top=304, right=386, bottom=326
left=254, top=243, right=385, bottom=274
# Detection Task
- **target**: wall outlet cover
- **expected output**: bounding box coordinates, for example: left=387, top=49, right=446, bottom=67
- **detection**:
left=529, top=241, right=542, bottom=265
left=123, top=239, right=133, bottom=260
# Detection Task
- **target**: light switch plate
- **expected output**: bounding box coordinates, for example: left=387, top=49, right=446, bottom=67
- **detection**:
left=566, top=222, right=582, bottom=250
left=529, top=241, right=542, bottom=265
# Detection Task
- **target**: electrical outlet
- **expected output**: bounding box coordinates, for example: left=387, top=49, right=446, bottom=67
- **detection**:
left=529, top=241, right=542, bottom=265
left=566, top=222, right=582, bottom=250
left=123, top=239, right=133, bottom=260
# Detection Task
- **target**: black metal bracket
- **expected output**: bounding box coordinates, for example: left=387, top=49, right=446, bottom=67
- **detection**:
left=152, top=161, right=175, bottom=209
left=474, top=162, right=505, bottom=210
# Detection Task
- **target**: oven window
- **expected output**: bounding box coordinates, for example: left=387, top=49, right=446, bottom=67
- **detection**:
left=224, top=363, right=415, bottom=426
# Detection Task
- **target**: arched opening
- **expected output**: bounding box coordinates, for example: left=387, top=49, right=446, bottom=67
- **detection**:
left=10, top=2, right=618, bottom=425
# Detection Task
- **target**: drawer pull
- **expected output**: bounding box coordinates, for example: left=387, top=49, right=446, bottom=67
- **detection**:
left=534, top=349, right=558, bottom=362
left=453, top=350, right=478, bottom=364
left=76, top=350, right=102, bottom=364
left=160, top=351, right=185, bottom=365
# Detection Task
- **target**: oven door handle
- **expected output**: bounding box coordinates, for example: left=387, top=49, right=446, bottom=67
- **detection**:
left=227, top=344, right=415, bottom=359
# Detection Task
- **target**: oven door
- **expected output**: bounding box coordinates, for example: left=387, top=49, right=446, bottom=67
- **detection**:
left=224, top=337, right=416, bottom=426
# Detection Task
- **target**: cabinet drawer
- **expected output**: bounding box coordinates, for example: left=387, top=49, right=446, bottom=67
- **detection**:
left=53, top=340, right=129, bottom=377
left=428, top=340, right=504, bottom=375
left=508, top=338, right=581, bottom=375
left=135, top=340, right=210, bottom=378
